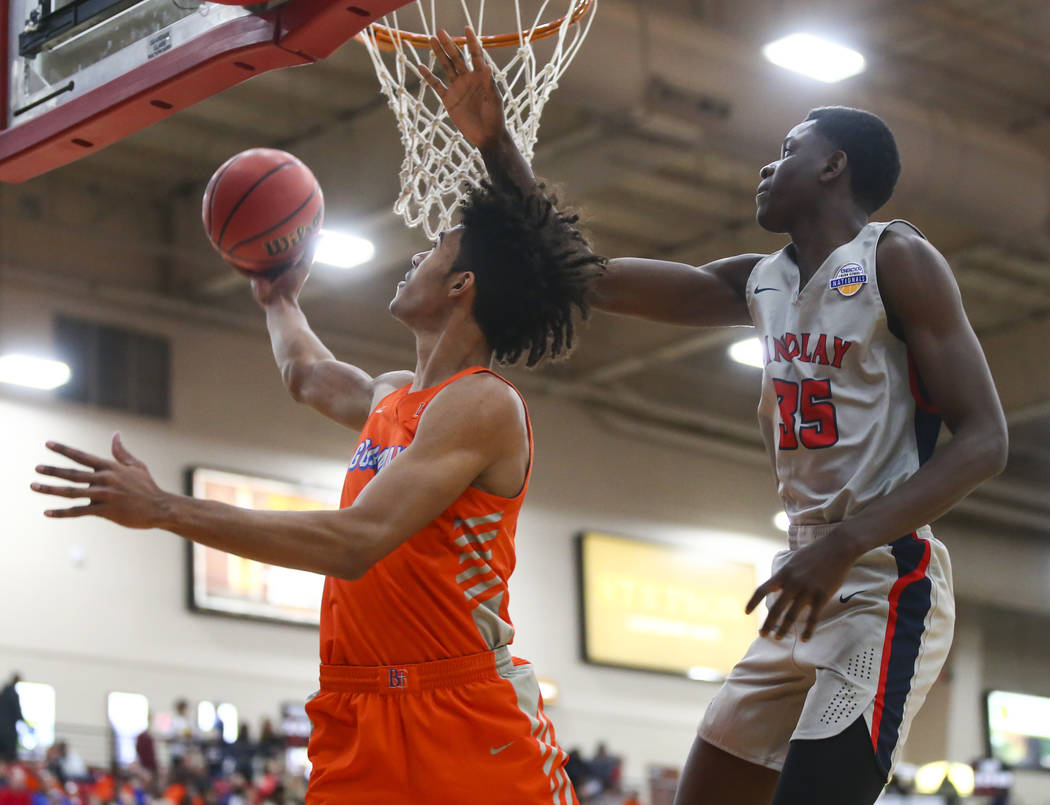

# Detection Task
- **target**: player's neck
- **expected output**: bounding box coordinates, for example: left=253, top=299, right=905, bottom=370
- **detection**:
left=410, top=315, right=492, bottom=391
left=788, top=200, right=869, bottom=282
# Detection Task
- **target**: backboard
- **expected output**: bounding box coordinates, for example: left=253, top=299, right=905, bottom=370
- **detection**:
left=0, top=0, right=414, bottom=181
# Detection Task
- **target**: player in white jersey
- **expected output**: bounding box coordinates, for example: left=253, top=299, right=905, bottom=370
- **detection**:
left=423, top=38, right=1008, bottom=805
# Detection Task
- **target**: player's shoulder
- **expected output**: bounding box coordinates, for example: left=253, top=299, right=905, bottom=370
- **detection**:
left=424, top=371, right=525, bottom=432
left=874, top=223, right=962, bottom=321
left=710, top=252, right=768, bottom=275
left=875, top=222, right=944, bottom=270
left=709, top=252, right=769, bottom=295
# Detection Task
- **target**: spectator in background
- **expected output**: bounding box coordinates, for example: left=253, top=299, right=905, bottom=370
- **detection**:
left=135, top=724, right=157, bottom=778
left=0, top=764, right=30, bottom=805
left=564, top=748, right=591, bottom=792
left=230, top=724, right=253, bottom=780
left=168, top=700, right=193, bottom=766
left=0, top=674, right=26, bottom=763
left=45, top=742, right=86, bottom=784
left=591, top=742, right=622, bottom=794
left=257, top=720, right=281, bottom=761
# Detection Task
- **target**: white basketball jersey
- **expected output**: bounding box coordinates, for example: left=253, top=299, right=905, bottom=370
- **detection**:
left=746, top=220, right=941, bottom=525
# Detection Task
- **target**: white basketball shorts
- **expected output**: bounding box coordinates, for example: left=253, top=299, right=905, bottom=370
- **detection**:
left=698, top=524, right=954, bottom=780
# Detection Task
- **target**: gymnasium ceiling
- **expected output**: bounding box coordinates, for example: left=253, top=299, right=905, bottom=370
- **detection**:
left=1, top=0, right=1048, bottom=537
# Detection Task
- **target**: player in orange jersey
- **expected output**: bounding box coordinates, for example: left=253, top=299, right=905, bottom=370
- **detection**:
left=32, top=145, right=605, bottom=804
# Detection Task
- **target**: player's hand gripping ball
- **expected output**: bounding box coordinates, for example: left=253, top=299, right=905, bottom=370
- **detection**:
left=202, top=148, right=324, bottom=277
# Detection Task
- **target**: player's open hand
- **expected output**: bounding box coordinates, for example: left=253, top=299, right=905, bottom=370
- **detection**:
left=745, top=534, right=859, bottom=641
left=32, top=434, right=169, bottom=530
left=419, top=28, right=507, bottom=150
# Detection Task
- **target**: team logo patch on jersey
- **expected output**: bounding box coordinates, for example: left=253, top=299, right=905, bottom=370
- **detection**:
left=829, top=262, right=868, bottom=297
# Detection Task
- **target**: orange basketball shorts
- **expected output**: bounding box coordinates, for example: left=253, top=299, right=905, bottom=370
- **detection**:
left=305, top=647, right=577, bottom=805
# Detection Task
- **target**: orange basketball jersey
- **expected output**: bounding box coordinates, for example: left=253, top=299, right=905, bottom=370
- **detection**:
left=320, top=366, right=530, bottom=666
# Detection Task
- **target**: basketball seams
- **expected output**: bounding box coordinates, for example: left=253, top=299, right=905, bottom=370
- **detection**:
left=215, top=159, right=295, bottom=250
left=226, top=186, right=321, bottom=260
left=203, top=148, right=323, bottom=274
left=204, top=158, right=235, bottom=236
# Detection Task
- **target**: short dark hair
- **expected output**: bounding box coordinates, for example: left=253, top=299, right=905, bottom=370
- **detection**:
left=454, top=180, right=606, bottom=367
left=805, top=106, right=900, bottom=213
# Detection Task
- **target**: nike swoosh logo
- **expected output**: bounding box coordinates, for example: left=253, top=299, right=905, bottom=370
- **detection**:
left=839, top=590, right=866, bottom=603
left=754, top=287, right=781, bottom=294
left=489, top=741, right=514, bottom=755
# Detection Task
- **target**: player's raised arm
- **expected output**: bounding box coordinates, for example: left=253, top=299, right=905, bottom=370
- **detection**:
left=420, top=28, right=535, bottom=194
left=423, top=28, right=759, bottom=329
left=250, top=259, right=411, bottom=431
left=31, top=373, right=524, bottom=580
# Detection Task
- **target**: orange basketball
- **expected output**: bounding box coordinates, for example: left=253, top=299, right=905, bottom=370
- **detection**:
left=202, top=148, right=324, bottom=274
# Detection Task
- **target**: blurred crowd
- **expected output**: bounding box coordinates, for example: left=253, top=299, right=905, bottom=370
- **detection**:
left=1, top=672, right=648, bottom=805
left=564, top=743, right=641, bottom=805
left=0, top=676, right=307, bottom=805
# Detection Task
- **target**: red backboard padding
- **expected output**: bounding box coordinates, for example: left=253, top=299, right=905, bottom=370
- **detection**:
left=0, top=0, right=414, bottom=182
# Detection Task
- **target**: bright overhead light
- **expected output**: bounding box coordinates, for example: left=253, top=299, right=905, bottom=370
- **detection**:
left=773, top=512, right=790, bottom=532
left=0, top=354, right=71, bottom=390
left=762, top=33, right=866, bottom=83
left=314, top=230, right=375, bottom=269
left=728, top=337, right=765, bottom=369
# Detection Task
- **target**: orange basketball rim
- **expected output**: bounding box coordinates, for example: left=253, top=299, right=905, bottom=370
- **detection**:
left=363, top=0, right=596, bottom=51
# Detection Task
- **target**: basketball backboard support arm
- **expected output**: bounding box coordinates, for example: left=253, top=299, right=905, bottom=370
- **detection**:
left=0, top=0, right=414, bottom=182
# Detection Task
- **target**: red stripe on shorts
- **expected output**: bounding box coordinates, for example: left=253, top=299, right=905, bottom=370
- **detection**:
left=870, top=532, right=931, bottom=753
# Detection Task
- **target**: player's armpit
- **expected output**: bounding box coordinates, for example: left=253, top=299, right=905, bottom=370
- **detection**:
left=335, top=373, right=528, bottom=575
left=592, top=253, right=762, bottom=327
left=285, top=362, right=414, bottom=432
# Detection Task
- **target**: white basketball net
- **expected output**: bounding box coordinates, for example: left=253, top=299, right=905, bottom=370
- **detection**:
left=359, top=0, right=597, bottom=240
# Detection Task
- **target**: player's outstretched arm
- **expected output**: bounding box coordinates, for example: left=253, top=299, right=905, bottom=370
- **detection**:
left=251, top=260, right=411, bottom=431
left=421, top=30, right=760, bottom=329
left=32, top=374, right=525, bottom=580
left=595, top=254, right=761, bottom=327
left=748, top=229, right=1008, bottom=641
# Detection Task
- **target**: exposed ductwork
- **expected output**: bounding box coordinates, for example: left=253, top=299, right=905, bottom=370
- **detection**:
left=552, top=0, right=1050, bottom=245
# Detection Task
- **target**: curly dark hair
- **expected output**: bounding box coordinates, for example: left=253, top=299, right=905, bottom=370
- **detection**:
left=452, top=180, right=606, bottom=367
left=805, top=106, right=901, bottom=213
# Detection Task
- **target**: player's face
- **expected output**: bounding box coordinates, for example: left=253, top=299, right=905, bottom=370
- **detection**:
left=389, top=225, right=466, bottom=322
left=755, top=120, right=833, bottom=233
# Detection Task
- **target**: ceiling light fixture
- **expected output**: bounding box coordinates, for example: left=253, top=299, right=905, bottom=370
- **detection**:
left=314, top=230, right=375, bottom=269
left=728, top=337, right=765, bottom=369
left=762, top=33, right=866, bottom=83
left=0, top=354, right=72, bottom=390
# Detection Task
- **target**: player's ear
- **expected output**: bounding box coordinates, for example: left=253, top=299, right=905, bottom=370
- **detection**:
left=821, top=150, right=848, bottom=183
left=448, top=270, right=475, bottom=297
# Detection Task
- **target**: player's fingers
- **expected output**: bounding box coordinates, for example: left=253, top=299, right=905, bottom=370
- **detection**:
left=416, top=64, right=447, bottom=97
left=44, top=503, right=104, bottom=519
left=761, top=588, right=792, bottom=636
left=801, top=594, right=826, bottom=641
left=437, top=29, right=468, bottom=74
left=464, top=27, right=485, bottom=69
left=774, top=596, right=809, bottom=640
left=35, top=465, right=94, bottom=484
left=111, top=433, right=142, bottom=467
left=428, top=35, right=457, bottom=77
left=30, top=482, right=98, bottom=499
left=45, top=441, right=110, bottom=470
left=745, top=578, right=778, bottom=614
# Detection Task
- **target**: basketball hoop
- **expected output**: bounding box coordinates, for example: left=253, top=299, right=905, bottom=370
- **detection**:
left=358, top=0, right=597, bottom=240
